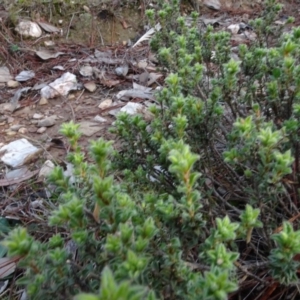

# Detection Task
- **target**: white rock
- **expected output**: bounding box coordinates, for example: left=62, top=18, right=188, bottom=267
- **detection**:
left=6, top=131, right=16, bottom=136
left=40, top=72, right=77, bottom=99
left=10, top=124, right=23, bottom=131
left=15, top=70, right=35, bottom=82
left=44, top=40, right=55, bottom=47
left=15, top=21, right=42, bottom=38
left=7, top=80, right=19, bottom=88
left=37, top=127, right=47, bottom=133
left=0, top=66, right=13, bottom=83
left=30, top=200, right=44, bottom=208
left=7, top=117, right=14, bottom=124
left=37, top=116, right=56, bottom=127
left=120, top=102, right=143, bottom=115
left=18, top=127, right=28, bottom=134
left=0, top=103, right=15, bottom=112
left=52, top=65, right=64, bottom=71
left=32, top=113, right=44, bottom=119
left=64, top=163, right=75, bottom=184
left=78, top=121, right=102, bottom=136
left=137, top=60, right=148, bottom=69
left=94, top=115, right=107, bottom=123
left=5, top=167, right=28, bottom=181
left=228, top=24, right=240, bottom=35
left=39, top=160, right=55, bottom=179
left=204, top=0, right=221, bottom=10
left=98, top=98, right=112, bottom=109
left=79, top=65, right=93, bottom=77
left=0, top=139, right=39, bottom=168
left=39, top=97, right=48, bottom=105
left=115, top=64, right=129, bottom=76
left=84, top=82, right=97, bottom=92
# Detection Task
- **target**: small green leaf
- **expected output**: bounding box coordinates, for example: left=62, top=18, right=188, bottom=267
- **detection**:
left=0, top=218, right=11, bottom=234
left=74, top=294, right=99, bottom=300
left=272, top=68, right=281, bottom=79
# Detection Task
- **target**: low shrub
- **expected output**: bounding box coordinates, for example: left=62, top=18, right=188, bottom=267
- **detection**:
left=3, top=0, right=300, bottom=299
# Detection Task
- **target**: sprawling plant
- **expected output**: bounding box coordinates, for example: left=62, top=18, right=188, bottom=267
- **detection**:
left=3, top=0, right=300, bottom=299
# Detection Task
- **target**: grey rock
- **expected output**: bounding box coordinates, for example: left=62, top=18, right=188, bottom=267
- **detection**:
left=78, top=121, right=102, bottom=137
left=93, top=115, right=107, bottom=123
left=10, top=124, right=23, bottom=131
left=37, top=116, right=56, bottom=127
left=7, top=80, right=19, bottom=88
left=203, top=0, right=221, bottom=10
left=84, top=82, right=97, bottom=92
left=37, top=127, right=47, bottom=133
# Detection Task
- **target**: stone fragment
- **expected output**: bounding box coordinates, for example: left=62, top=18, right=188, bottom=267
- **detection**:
left=0, top=138, right=39, bottom=167
left=120, top=102, right=144, bottom=115
left=40, top=72, right=77, bottom=99
left=84, top=82, right=97, bottom=92
left=78, top=121, right=102, bottom=137
left=7, top=80, right=19, bottom=88
left=228, top=24, right=240, bottom=35
left=39, top=160, right=55, bottom=179
left=37, top=127, right=47, bottom=133
left=80, top=65, right=93, bottom=77
left=10, top=124, right=23, bottom=131
left=39, top=97, right=48, bottom=105
left=6, top=131, right=16, bottom=136
left=0, top=66, right=13, bottom=83
left=94, top=115, right=107, bottom=123
left=98, top=99, right=112, bottom=109
left=7, top=117, right=14, bottom=124
left=33, top=113, right=44, bottom=119
left=0, top=103, right=15, bottom=112
left=137, top=60, right=148, bottom=69
left=18, top=127, right=28, bottom=134
left=37, top=116, right=56, bottom=127
left=15, top=21, right=42, bottom=38
left=203, top=0, right=221, bottom=10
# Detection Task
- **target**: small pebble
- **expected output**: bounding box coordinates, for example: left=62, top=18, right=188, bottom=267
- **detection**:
left=98, top=98, right=112, bottom=109
left=94, top=115, right=107, bottom=123
left=10, top=124, right=23, bottom=131
left=18, top=127, right=28, bottom=134
left=33, top=113, right=44, bottom=119
left=37, top=116, right=56, bottom=127
left=6, top=131, right=16, bottom=136
left=7, top=80, right=20, bottom=88
left=7, top=117, right=14, bottom=123
left=37, top=127, right=47, bottom=134
left=39, top=97, right=48, bottom=105
left=84, top=82, right=97, bottom=92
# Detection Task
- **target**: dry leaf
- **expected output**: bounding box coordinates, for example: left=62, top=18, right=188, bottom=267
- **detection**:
left=273, top=213, right=300, bottom=233
left=0, top=280, right=8, bottom=294
left=0, top=257, right=16, bottom=279
left=35, top=50, right=65, bottom=60
left=132, top=23, right=161, bottom=48
left=0, top=66, right=13, bottom=83
left=120, top=19, right=129, bottom=29
left=37, top=21, right=60, bottom=33
left=100, top=79, right=120, bottom=88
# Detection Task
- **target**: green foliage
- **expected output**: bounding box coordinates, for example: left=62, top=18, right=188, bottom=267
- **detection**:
left=75, top=267, right=154, bottom=300
left=269, top=222, right=300, bottom=285
left=2, top=0, right=300, bottom=299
